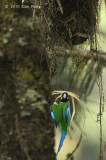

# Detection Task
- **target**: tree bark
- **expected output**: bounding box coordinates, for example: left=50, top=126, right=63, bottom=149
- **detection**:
left=0, top=1, right=56, bottom=160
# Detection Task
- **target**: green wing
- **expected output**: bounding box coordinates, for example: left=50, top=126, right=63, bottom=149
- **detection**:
left=50, top=103, right=62, bottom=123
left=50, top=101, right=71, bottom=125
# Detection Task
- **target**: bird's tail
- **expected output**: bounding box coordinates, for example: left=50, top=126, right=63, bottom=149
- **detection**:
left=57, top=131, right=66, bottom=155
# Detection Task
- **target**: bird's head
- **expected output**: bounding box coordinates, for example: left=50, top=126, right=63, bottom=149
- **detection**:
left=61, top=92, right=69, bottom=102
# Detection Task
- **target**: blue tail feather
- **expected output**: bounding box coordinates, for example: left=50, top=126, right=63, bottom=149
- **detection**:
left=57, top=131, right=66, bottom=155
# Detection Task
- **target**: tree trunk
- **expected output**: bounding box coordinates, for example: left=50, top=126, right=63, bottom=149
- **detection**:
left=0, top=1, right=56, bottom=160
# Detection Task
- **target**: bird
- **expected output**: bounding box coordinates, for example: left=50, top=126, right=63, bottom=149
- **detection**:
left=50, top=92, right=71, bottom=155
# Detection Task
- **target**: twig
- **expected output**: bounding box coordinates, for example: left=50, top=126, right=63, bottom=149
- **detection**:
left=56, top=0, right=63, bottom=14
left=98, top=74, right=104, bottom=160
left=71, top=97, right=75, bottom=123
left=15, top=114, right=32, bottom=160
left=65, top=134, right=82, bottom=160
left=54, top=47, right=106, bottom=62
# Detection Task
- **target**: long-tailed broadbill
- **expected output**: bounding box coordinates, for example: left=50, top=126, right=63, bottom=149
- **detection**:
left=50, top=92, right=71, bottom=155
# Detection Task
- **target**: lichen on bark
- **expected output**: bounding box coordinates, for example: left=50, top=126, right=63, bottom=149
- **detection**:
left=0, top=0, right=55, bottom=160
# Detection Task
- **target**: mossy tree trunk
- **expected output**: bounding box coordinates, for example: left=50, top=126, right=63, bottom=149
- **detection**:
left=0, top=1, right=55, bottom=160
